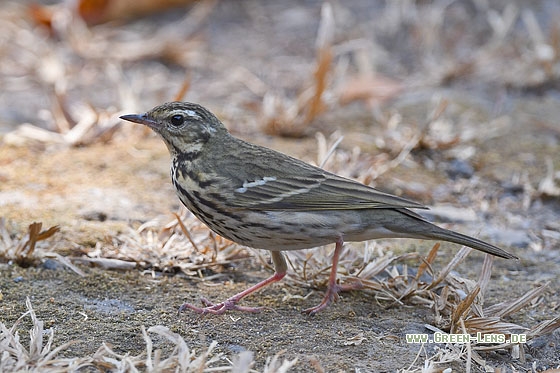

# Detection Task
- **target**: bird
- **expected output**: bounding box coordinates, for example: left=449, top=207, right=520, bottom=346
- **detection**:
left=120, top=101, right=517, bottom=315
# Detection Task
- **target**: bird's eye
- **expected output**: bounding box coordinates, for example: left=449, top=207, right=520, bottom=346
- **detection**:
left=170, top=114, right=184, bottom=127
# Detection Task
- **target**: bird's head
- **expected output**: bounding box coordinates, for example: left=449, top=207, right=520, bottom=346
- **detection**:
left=120, top=102, right=228, bottom=156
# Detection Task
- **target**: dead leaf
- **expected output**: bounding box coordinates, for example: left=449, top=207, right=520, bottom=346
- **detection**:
left=343, top=332, right=366, bottom=346
left=77, top=0, right=200, bottom=25
left=339, top=74, right=404, bottom=107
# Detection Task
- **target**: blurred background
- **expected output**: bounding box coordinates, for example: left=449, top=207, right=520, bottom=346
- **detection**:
left=2, top=0, right=559, bottom=251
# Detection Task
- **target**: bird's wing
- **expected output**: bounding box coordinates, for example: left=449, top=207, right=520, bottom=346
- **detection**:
left=228, top=171, right=427, bottom=211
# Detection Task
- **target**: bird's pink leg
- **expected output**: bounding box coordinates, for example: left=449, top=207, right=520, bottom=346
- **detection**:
left=179, top=251, right=287, bottom=315
left=302, top=237, right=364, bottom=315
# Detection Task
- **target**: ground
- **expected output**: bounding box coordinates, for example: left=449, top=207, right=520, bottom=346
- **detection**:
left=1, top=1, right=560, bottom=372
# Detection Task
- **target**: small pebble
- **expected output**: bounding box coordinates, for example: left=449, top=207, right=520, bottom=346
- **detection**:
left=446, top=159, right=474, bottom=179
left=80, top=210, right=108, bottom=222
left=42, top=259, right=62, bottom=270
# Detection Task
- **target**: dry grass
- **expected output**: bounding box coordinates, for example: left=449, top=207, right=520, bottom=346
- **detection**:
left=261, top=3, right=335, bottom=137
left=0, top=220, right=83, bottom=276
left=1, top=297, right=85, bottom=372
left=2, top=218, right=556, bottom=372
left=0, top=297, right=298, bottom=372
left=2, top=206, right=555, bottom=371
left=284, top=241, right=557, bottom=355
left=74, top=211, right=251, bottom=276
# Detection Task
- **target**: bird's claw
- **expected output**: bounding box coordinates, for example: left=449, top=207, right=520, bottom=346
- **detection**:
left=302, top=279, right=364, bottom=315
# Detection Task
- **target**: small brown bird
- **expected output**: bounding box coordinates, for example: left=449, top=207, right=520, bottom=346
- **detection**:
left=120, top=102, right=517, bottom=315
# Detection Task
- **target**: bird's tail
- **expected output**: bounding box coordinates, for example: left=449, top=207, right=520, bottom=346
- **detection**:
left=425, top=226, right=517, bottom=259
left=392, top=209, right=518, bottom=260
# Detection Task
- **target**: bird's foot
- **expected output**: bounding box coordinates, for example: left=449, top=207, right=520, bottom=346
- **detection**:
left=302, top=279, right=364, bottom=315
left=179, top=296, right=263, bottom=315
left=179, top=256, right=287, bottom=316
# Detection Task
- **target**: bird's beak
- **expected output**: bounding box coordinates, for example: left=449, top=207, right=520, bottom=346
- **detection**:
left=119, top=113, right=158, bottom=129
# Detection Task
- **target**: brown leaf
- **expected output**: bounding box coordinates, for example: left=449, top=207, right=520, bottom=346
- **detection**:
left=416, top=242, right=439, bottom=280
left=451, top=285, right=480, bottom=333
left=15, top=223, right=60, bottom=266
left=173, top=74, right=191, bottom=102
left=77, top=0, right=200, bottom=25
left=339, top=75, right=404, bottom=107
left=304, top=47, right=332, bottom=125
left=27, top=4, right=55, bottom=34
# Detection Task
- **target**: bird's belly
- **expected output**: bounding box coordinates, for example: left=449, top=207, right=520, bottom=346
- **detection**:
left=218, top=210, right=405, bottom=251
left=178, top=188, right=413, bottom=251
